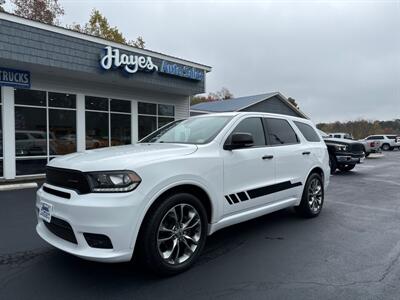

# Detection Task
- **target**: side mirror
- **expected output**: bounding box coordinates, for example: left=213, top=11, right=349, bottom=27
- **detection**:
left=224, top=133, right=254, bottom=150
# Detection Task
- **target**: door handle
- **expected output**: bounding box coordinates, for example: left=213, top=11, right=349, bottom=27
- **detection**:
left=262, top=155, right=274, bottom=160
left=302, top=151, right=311, bottom=155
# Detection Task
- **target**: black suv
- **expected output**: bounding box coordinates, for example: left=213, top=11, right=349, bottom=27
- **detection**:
left=318, top=130, right=365, bottom=174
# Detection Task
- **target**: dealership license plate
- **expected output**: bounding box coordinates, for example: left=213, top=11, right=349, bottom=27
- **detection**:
left=39, top=202, right=53, bottom=223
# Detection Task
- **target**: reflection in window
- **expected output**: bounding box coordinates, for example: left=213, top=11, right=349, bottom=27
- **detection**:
left=138, top=102, right=175, bottom=139
left=111, top=99, right=131, bottom=113
left=138, top=116, right=157, bottom=140
left=111, top=114, right=131, bottom=146
left=16, top=158, right=47, bottom=176
left=15, top=107, right=47, bottom=157
left=85, top=96, right=109, bottom=111
left=158, top=117, right=175, bottom=128
left=15, top=89, right=46, bottom=106
left=49, top=109, right=77, bottom=155
left=48, top=92, right=76, bottom=109
left=86, top=111, right=109, bottom=149
left=85, top=97, right=132, bottom=149
left=14, top=89, right=77, bottom=176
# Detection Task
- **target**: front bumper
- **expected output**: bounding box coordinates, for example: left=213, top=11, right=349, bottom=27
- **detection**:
left=36, top=184, right=141, bottom=263
left=335, top=152, right=365, bottom=164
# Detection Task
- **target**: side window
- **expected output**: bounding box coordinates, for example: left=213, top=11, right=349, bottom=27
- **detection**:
left=293, top=121, right=321, bottom=142
left=228, top=117, right=266, bottom=146
left=264, top=118, right=298, bottom=145
left=376, top=136, right=384, bottom=140
left=334, top=134, right=341, bottom=138
left=367, top=136, right=375, bottom=140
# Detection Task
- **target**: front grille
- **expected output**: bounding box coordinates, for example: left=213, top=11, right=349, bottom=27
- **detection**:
left=46, top=167, right=90, bottom=194
left=349, top=143, right=364, bottom=153
left=44, top=217, right=77, bottom=244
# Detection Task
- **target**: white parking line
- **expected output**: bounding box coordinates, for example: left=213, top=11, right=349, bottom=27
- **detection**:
left=363, top=177, right=400, bottom=187
left=330, top=200, right=400, bottom=214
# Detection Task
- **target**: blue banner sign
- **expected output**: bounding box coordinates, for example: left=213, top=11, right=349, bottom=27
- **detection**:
left=160, top=61, right=204, bottom=81
left=0, top=67, right=31, bottom=88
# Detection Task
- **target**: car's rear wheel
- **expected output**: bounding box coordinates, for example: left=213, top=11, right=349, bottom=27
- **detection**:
left=338, top=164, right=355, bottom=172
left=381, top=143, right=390, bottom=151
left=138, top=193, right=208, bottom=276
left=295, top=173, right=324, bottom=218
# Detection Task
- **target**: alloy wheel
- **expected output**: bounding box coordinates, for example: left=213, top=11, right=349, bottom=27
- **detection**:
left=157, top=204, right=202, bottom=265
left=308, top=178, right=323, bottom=213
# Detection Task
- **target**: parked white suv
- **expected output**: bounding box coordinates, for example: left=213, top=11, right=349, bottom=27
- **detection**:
left=363, top=135, right=400, bottom=151
left=36, top=112, right=330, bottom=275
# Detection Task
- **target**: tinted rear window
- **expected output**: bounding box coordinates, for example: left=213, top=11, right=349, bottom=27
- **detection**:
left=294, top=121, right=321, bottom=142
left=264, top=118, right=298, bottom=145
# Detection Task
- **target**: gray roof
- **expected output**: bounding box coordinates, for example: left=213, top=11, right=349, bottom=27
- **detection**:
left=191, top=92, right=278, bottom=112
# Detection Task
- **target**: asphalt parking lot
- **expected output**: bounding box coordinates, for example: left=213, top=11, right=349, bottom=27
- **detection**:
left=1, top=151, right=400, bottom=299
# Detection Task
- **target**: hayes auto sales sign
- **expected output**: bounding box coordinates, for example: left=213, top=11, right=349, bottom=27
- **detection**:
left=100, top=46, right=204, bottom=81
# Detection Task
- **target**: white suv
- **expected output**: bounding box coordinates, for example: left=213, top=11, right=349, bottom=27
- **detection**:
left=36, top=112, right=330, bottom=275
left=363, top=135, right=400, bottom=151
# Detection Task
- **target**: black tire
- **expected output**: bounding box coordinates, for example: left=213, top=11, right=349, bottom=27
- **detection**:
left=295, top=173, right=324, bottom=218
left=329, top=153, right=337, bottom=174
left=381, top=143, right=390, bottom=151
left=338, top=164, right=355, bottom=172
left=365, top=152, right=370, bottom=157
left=137, top=193, right=208, bottom=276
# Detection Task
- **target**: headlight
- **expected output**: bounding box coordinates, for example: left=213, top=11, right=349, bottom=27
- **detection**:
left=334, top=144, right=348, bottom=151
left=86, top=171, right=141, bottom=193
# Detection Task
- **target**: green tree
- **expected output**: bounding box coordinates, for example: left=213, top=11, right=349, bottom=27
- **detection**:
left=70, top=9, right=145, bottom=48
left=11, top=0, right=64, bottom=25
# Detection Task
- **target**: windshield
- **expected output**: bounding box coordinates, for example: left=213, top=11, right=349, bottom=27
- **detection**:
left=140, top=116, right=232, bottom=144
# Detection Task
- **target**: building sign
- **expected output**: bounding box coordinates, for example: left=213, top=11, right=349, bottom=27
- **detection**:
left=99, top=46, right=204, bottom=81
left=100, top=46, right=158, bottom=74
left=160, top=61, right=204, bottom=81
left=0, top=67, right=31, bottom=88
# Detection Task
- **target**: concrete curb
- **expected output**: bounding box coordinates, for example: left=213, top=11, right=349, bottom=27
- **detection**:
left=0, top=182, right=38, bottom=191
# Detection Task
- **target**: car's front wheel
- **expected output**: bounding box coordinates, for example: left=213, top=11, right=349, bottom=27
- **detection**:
left=381, top=143, right=390, bottom=151
left=138, top=193, right=208, bottom=276
left=295, top=173, right=324, bottom=218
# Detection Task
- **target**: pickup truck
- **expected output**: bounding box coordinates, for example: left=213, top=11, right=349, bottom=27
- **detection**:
left=319, top=130, right=365, bottom=174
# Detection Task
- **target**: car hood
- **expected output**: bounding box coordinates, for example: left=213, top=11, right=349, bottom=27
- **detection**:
left=48, top=143, right=198, bottom=172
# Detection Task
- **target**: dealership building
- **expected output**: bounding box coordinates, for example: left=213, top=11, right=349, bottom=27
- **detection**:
left=0, top=12, right=211, bottom=180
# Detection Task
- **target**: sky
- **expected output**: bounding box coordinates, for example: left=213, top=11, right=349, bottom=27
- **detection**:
left=6, top=0, right=400, bottom=123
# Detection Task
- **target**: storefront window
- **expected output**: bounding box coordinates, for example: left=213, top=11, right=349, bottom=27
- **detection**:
left=138, top=102, right=175, bottom=140
left=15, top=89, right=77, bottom=176
left=85, top=97, right=132, bottom=149
left=86, top=111, right=109, bottom=149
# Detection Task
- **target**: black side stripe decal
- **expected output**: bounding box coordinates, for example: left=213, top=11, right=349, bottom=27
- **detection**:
left=225, top=195, right=233, bottom=205
left=247, top=181, right=302, bottom=199
left=229, top=194, right=240, bottom=203
left=237, top=192, right=249, bottom=201
left=225, top=181, right=302, bottom=205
